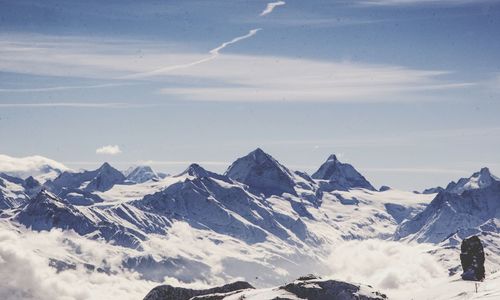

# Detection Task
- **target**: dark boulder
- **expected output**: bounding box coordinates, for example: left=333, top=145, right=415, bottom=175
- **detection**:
left=460, top=235, right=485, bottom=281
left=143, top=281, right=254, bottom=300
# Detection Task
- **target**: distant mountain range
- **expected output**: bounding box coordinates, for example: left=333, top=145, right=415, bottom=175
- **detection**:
left=1, top=148, right=499, bottom=292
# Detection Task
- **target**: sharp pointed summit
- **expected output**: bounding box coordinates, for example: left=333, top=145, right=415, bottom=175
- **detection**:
left=312, top=154, right=375, bottom=191
left=84, top=162, right=125, bottom=192
left=225, top=148, right=296, bottom=196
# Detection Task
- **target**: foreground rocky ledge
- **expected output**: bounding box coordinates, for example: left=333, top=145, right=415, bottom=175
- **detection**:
left=143, top=275, right=388, bottom=300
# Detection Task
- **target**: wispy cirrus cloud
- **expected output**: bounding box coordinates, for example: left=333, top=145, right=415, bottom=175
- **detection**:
left=0, top=34, right=477, bottom=103
left=0, top=102, right=145, bottom=108
left=358, top=0, right=499, bottom=6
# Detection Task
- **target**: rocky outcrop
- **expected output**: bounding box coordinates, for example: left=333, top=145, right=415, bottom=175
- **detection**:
left=142, top=281, right=254, bottom=300
left=280, top=275, right=387, bottom=300
left=143, top=275, right=387, bottom=300
left=460, top=236, right=485, bottom=281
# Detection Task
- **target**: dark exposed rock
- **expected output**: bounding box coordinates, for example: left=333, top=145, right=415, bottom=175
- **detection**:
left=379, top=186, right=391, bottom=192
left=142, top=281, right=254, bottom=300
left=460, top=235, right=485, bottom=281
left=143, top=275, right=387, bottom=300
left=280, top=275, right=387, bottom=300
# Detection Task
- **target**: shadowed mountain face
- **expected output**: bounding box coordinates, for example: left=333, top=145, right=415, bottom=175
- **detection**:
left=312, top=155, right=375, bottom=191
left=225, top=148, right=298, bottom=196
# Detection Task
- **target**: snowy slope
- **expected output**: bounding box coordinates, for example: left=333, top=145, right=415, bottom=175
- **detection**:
left=0, top=173, right=42, bottom=209
left=395, top=169, right=500, bottom=244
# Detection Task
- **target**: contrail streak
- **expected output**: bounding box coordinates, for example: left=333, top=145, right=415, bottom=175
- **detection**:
left=123, top=28, right=261, bottom=79
left=0, top=29, right=262, bottom=91
left=260, top=1, right=286, bottom=16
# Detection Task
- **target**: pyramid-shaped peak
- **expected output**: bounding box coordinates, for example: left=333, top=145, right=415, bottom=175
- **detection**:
left=249, top=148, right=274, bottom=161
left=181, top=163, right=209, bottom=177
left=95, top=162, right=124, bottom=177
left=312, top=155, right=375, bottom=191
left=327, top=154, right=339, bottom=162
left=225, top=149, right=295, bottom=196
left=98, top=162, right=114, bottom=171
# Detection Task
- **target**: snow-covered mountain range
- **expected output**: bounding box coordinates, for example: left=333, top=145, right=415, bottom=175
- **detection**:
left=0, top=149, right=498, bottom=300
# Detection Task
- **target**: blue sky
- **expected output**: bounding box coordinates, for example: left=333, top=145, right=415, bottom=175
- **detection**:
left=0, top=0, right=499, bottom=190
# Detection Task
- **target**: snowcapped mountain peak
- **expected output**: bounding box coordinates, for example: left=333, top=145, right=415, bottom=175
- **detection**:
left=86, top=163, right=125, bottom=192
left=47, top=162, right=125, bottom=195
left=98, top=162, right=114, bottom=171
left=444, top=167, right=498, bottom=194
left=177, top=164, right=230, bottom=183
left=250, top=147, right=271, bottom=159
left=326, top=154, right=338, bottom=162
left=179, top=163, right=211, bottom=178
left=312, top=155, right=375, bottom=191
left=225, top=148, right=296, bottom=196
left=125, top=165, right=159, bottom=183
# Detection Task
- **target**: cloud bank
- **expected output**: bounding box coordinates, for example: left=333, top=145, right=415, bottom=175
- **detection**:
left=0, top=224, right=154, bottom=300
left=326, top=240, right=447, bottom=292
left=0, top=154, right=68, bottom=179
left=96, top=145, right=122, bottom=155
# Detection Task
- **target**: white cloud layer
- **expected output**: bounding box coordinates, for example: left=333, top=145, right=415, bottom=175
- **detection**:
left=260, top=1, right=286, bottom=16
left=326, top=240, right=447, bottom=292
left=0, top=154, right=68, bottom=179
left=0, top=224, right=154, bottom=300
left=96, top=145, right=122, bottom=155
